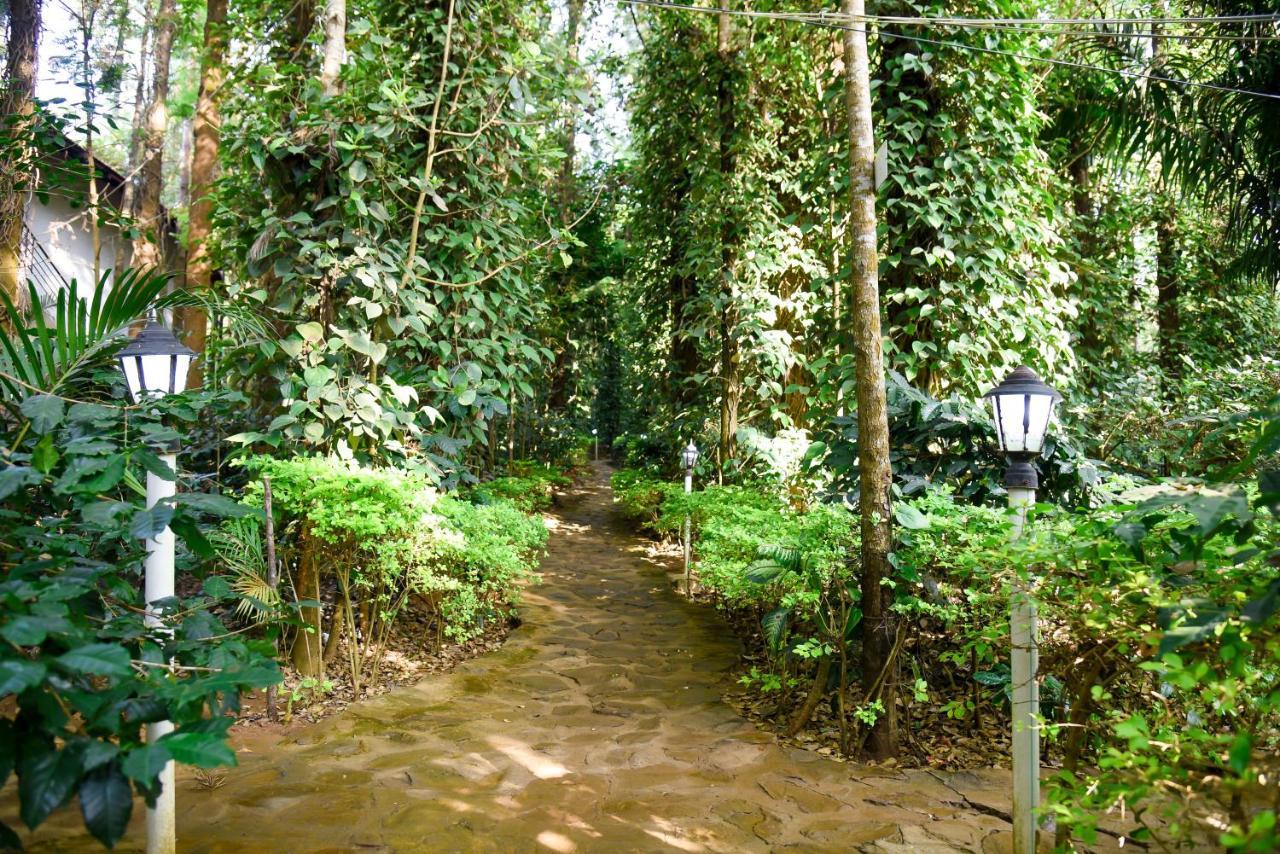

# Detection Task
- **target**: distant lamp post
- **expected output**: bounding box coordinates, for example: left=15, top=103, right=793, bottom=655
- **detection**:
left=117, top=317, right=196, bottom=854
left=681, top=441, right=699, bottom=593
left=592, top=427, right=599, bottom=461
left=983, top=365, right=1061, bottom=854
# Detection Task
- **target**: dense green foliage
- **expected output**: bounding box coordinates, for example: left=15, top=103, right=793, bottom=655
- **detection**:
left=0, top=385, right=279, bottom=848
left=5, top=0, right=1280, bottom=848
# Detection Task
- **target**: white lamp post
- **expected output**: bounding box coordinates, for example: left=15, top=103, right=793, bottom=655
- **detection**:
left=984, top=365, right=1061, bottom=854
left=680, top=441, right=699, bottom=593
left=592, top=427, right=599, bottom=461
left=117, top=317, right=195, bottom=854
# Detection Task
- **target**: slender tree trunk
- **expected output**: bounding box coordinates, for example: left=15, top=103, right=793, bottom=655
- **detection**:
left=1155, top=196, right=1180, bottom=400
left=843, top=0, right=898, bottom=759
left=1070, top=150, right=1101, bottom=360
left=665, top=168, right=698, bottom=412
left=786, top=656, right=832, bottom=737
left=545, top=0, right=585, bottom=413
left=716, top=7, right=741, bottom=479
left=0, top=0, right=42, bottom=307
left=178, top=0, right=228, bottom=389
left=558, top=0, right=583, bottom=224
left=79, top=2, right=103, bottom=283
left=116, top=0, right=152, bottom=273
left=131, top=0, right=177, bottom=269
left=291, top=528, right=324, bottom=677
left=263, top=476, right=279, bottom=720
left=318, top=0, right=346, bottom=96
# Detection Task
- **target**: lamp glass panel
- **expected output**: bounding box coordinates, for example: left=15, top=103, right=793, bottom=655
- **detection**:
left=138, top=354, right=175, bottom=397
left=171, top=354, right=193, bottom=395
left=121, top=357, right=142, bottom=402
left=1023, top=394, right=1055, bottom=453
left=994, top=393, right=1029, bottom=452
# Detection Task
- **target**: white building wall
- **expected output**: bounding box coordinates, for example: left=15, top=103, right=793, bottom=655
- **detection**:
left=23, top=194, right=133, bottom=299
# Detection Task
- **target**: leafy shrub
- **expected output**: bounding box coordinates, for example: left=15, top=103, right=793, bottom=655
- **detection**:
left=611, top=467, right=679, bottom=527
left=433, top=497, right=548, bottom=640
left=472, top=459, right=571, bottom=512
left=0, top=396, right=279, bottom=848
left=235, top=455, right=547, bottom=677
left=896, top=483, right=1280, bottom=850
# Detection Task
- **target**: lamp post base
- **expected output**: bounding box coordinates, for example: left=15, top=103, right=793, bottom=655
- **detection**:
left=1008, top=484, right=1038, bottom=854
left=145, top=455, right=178, bottom=854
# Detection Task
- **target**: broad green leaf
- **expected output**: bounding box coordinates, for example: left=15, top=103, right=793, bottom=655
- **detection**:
left=0, top=466, right=40, bottom=500
left=158, top=732, right=236, bottom=768
left=79, top=764, right=133, bottom=848
left=761, top=607, right=790, bottom=651
left=19, top=746, right=82, bottom=828
left=297, top=322, right=325, bottom=343
left=0, top=659, right=46, bottom=695
left=894, top=504, right=929, bottom=530
left=56, top=644, right=132, bottom=679
left=31, top=434, right=59, bottom=473
left=20, top=394, right=65, bottom=434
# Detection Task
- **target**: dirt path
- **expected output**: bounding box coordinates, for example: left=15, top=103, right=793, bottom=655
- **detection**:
left=15, top=463, right=1054, bottom=852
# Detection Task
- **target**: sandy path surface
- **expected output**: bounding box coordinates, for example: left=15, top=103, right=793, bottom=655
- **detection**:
left=8, top=463, right=1073, bottom=853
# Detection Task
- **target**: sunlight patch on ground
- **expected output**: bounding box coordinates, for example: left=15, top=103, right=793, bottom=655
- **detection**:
left=487, top=735, right=571, bottom=779
left=536, top=830, right=577, bottom=852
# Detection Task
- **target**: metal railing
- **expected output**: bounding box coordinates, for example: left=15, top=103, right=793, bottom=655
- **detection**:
left=19, top=224, right=71, bottom=306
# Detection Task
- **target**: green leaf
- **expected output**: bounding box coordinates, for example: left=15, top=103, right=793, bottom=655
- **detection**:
left=130, top=503, right=175, bottom=539
left=158, top=732, right=235, bottom=769
left=20, top=394, right=65, bottom=434
left=19, top=747, right=82, bottom=829
left=457, top=388, right=477, bottom=407
left=349, top=159, right=368, bottom=182
left=121, top=743, right=171, bottom=785
left=761, top=607, right=790, bottom=651
left=31, top=434, right=59, bottom=474
left=296, top=322, right=325, bottom=343
left=56, top=644, right=132, bottom=679
left=79, top=764, right=133, bottom=848
left=1228, top=731, right=1252, bottom=777
left=894, top=504, right=929, bottom=530
left=0, top=465, right=40, bottom=500
left=0, top=659, right=46, bottom=695
left=743, top=560, right=787, bottom=584
left=303, top=365, right=334, bottom=387
left=1, top=615, right=69, bottom=646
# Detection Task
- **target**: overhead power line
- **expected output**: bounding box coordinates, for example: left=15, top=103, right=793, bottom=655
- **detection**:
left=619, top=0, right=1280, bottom=101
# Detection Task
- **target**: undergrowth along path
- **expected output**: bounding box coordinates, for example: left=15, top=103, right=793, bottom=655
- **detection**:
left=18, top=463, right=1098, bottom=852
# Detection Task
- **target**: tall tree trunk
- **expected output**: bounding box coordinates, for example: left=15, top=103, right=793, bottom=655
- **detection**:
left=116, top=0, right=152, bottom=273
left=1155, top=195, right=1180, bottom=399
left=131, top=0, right=177, bottom=269
left=178, top=0, right=228, bottom=389
left=1070, top=150, right=1101, bottom=360
left=558, top=0, right=583, bottom=224
left=78, top=0, right=103, bottom=282
left=0, top=0, right=42, bottom=308
left=318, top=0, right=346, bottom=96
left=546, top=0, right=585, bottom=412
left=716, top=7, right=741, bottom=480
left=665, top=165, right=698, bottom=412
left=843, top=0, right=898, bottom=759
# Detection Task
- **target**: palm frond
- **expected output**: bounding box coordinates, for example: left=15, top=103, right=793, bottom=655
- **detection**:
left=207, top=516, right=279, bottom=622
left=0, top=267, right=195, bottom=409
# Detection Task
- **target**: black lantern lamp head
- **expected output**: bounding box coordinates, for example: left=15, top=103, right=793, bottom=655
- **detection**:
left=681, top=441, right=699, bottom=473
left=116, top=318, right=197, bottom=404
left=983, top=366, right=1062, bottom=490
